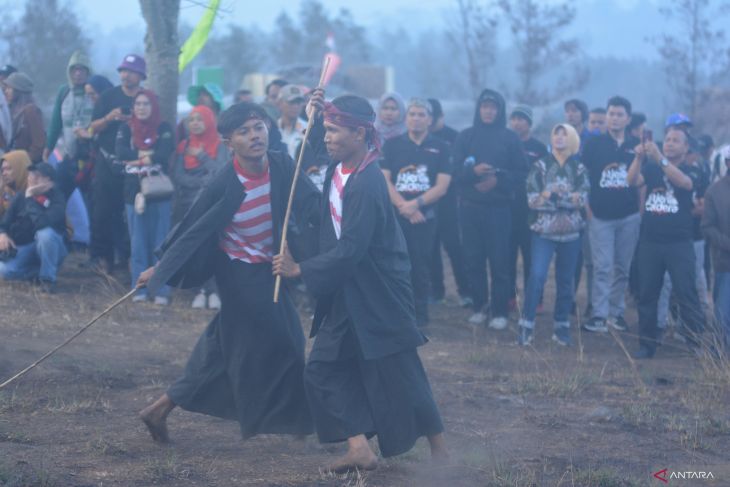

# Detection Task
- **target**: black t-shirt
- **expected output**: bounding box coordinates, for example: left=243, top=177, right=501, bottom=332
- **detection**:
left=582, top=132, right=640, bottom=220
left=431, top=125, right=458, bottom=147
left=92, top=86, right=135, bottom=155
left=640, top=162, right=700, bottom=243
left=382, top=133, right=451, bottom=218
left=522, top=137, right=548, bottom=167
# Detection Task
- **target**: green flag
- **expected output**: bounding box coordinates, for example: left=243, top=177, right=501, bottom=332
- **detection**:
left=179, top=0, right=220, bottom=73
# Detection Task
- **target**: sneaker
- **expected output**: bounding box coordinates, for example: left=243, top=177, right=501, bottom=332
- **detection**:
left=552, top=326, right=572, bottom=346
left=154, top=296, right=170, bottom=306
left=459, top=295, right=474, bottom=308
left=609, top=316, right=629, bottom=332
left=468, top=312, right=488, bottom=325
left=207, top=293, right=221, bottom=310
left=518, top=326, right=533, bottom=346
left=38, top=279, right=56, bottom=294
left=191, top=292, right=207, bottom=309
left=132, top=293, right=148, bottom=303
left=582, top=317, right=608, bottom=333
left=488, top=316, right=508, bottom=330
left=672, top=331, right=688, bottom=344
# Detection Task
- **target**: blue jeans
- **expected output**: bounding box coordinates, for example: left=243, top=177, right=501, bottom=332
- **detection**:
left=521, top=234, right=582, bottom=329
left=126, top=200, right=171, bottom=297
left=715, top=272, right=730, bottom=347
left=0, top=227, right=67, bottom=283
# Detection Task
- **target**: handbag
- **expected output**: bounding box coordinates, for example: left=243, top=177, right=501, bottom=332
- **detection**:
left=140, top=168, right=174, bottom=199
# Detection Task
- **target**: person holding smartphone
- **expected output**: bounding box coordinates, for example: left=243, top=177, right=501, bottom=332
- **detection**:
left=626, top=125, right=705, bottom=358
left=82, top=54, right=146, bottom=274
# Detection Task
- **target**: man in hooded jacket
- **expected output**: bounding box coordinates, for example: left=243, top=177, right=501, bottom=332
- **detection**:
left=453, top=89, right=528, bottom=329
left=43, top=50, right=93, bottom=198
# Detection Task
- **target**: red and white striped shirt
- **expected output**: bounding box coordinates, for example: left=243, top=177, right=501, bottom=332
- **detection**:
left=219, top=160, right=274, bottom=263
left=328, top=163, right=354, bottom=239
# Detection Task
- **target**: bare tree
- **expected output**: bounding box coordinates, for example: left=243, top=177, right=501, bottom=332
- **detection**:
left=447, top=0, right=497, bottom=98
left=140, top=0, right=181, bottom=125
left=0, top=0, right=89, bottom=105
left=498, top=0, right=588, bottom=106
left=652, top=0, right=729, bottom=120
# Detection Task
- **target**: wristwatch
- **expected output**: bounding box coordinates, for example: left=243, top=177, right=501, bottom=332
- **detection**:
left=660, top=158, right=669, bottom=168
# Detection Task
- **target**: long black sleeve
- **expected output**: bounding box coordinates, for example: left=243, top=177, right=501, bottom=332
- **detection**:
left=299, top=176, right=379, bottom=297
left=150, top=123, right=175, bottom=172
left=115, top=123, right=137, bottom=163
left=26, top=188, right=66, bottom=234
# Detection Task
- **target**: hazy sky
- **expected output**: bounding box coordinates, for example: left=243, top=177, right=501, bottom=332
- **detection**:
left=74, top=0, right=666, bottom=59
left=77, top=0, right=658, bottom=33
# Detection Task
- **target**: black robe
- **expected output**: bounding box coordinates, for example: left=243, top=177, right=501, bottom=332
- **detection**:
left=299, top=139, right=443, bottom=457
left=300, top=160, right=426, bottom=359
left=147, top=151, right=320, bottom=438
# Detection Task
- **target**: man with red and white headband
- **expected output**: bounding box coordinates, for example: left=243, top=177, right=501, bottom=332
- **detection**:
left=273, top=90, right=448, bottom=472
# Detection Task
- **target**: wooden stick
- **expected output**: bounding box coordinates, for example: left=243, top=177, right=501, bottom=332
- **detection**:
left=0, top=287, right=139, bottom=391
left=273, top=56, right=332, bottom=303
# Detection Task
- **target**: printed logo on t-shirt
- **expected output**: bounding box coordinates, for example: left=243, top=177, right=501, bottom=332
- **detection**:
left=599, top=163, right=629, bottom=189
left=306, top=165, right=328, bottom=192
left=645, top=187, right=679, bottom=215
left=395, top=164, right=431, bottom=194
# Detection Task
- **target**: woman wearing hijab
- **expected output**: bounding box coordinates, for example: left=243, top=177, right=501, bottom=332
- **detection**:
left=0, top=150, right=31, bottom=219
left=3, top=72, right=46, bottom=162
left=172, top=104, right=228, bottom=309
left=374, top=92, right=406, bottom=144
left=518, top=123, right=589, bottom=347
left=115, top=89, right=174, bottom=305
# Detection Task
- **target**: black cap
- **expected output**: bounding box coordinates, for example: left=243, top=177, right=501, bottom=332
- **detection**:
left=479, top=92, right=500, bottom=106
left=0, top=64, right=17, bottom=77
left=28, top=162, right=57, bottom=181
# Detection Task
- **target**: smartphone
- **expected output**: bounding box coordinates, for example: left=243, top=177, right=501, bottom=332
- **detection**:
left=642, top=129, right=653, bottom=143
left=121, top=106, right=131, bottom=116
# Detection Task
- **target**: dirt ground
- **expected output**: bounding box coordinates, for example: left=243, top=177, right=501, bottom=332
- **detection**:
left=1, top=251, right=730, bottom=487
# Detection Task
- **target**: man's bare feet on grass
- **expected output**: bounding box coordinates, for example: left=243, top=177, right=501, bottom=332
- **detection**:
left=139, top=393, right=175, bottom=444
left=326, top=435, right=378, bottom=474
left=428, top=433, right=450, bottom=464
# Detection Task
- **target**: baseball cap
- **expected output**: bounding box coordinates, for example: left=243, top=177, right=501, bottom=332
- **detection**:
left=278, top=85, right=307, bottom=103
left=665, top=113, right=693, bottom=128
left=0, top=65, right=17, bottom=77
left=29, top=162, right=57, bottom=181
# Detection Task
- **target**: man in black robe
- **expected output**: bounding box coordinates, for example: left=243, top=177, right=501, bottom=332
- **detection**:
left=273, top=91, right=447, bottom=472
left=135, top=102, right=319, bottom=443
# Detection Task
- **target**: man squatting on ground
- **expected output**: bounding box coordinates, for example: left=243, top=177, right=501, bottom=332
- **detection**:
left=273, top=89, right=448, bottom=472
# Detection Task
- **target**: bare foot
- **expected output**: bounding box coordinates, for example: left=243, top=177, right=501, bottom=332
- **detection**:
left=428, top=433, right=450, bottom=464
left=139, top=394, right=175, bottom=444
left=326, top=444, right=378, bottom=474
left=139, top=405, right=170, bottom=443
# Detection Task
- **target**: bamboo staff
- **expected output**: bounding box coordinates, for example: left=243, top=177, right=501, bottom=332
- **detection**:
left=273, top=56, right=331, bottom=303
left=0, top=287, right=139, bottom=390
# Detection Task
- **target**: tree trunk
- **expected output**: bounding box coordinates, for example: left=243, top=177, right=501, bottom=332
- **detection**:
left=139, top=0, right=181, bottom=126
